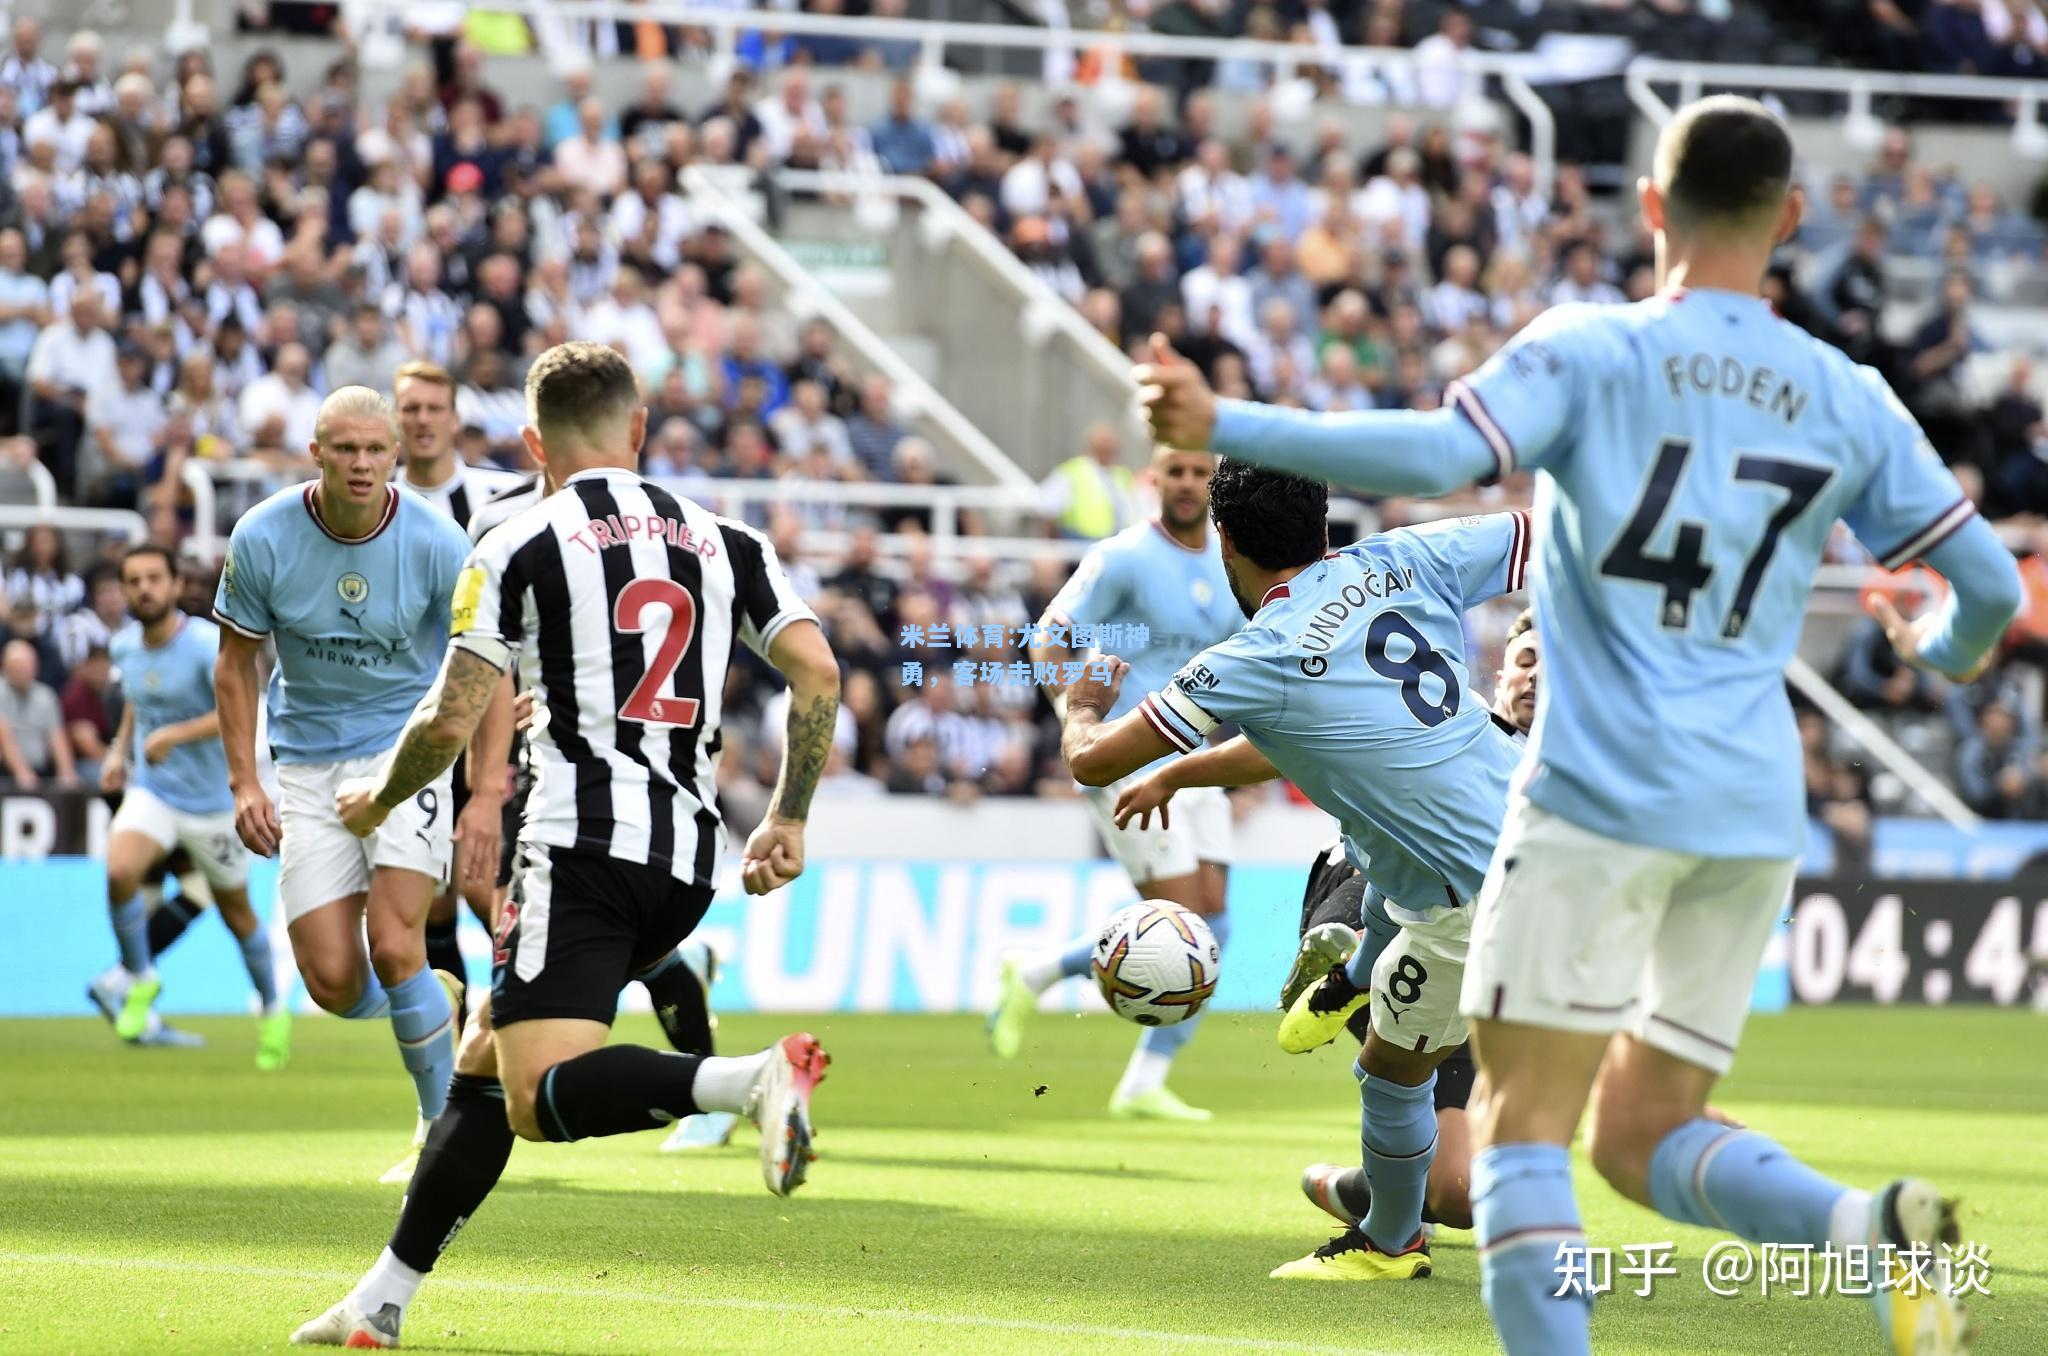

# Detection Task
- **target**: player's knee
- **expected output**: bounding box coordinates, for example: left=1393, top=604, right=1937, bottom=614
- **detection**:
left=1585, top=1088, right=1662, bottom=1193
left=505, top=1100, right=547, bottom=1142
left=367, top=932, right=425, bottom=984
left=105, top=867, right=144, bottom=904
left=299, top=963, right=363, bottom=1015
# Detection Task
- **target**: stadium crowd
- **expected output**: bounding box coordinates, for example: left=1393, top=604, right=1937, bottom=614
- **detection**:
left=0, top=4, right=2042, bottom=853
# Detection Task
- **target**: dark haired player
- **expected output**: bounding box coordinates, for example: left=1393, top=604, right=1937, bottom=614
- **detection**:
left=1142, top=94, right=2006, bottom=1355
left=1060, top=457, right=1530, bottom=1282
left=294, top=344, right=841, bottom=1349
left=90, top=544, right=290, bottom=1066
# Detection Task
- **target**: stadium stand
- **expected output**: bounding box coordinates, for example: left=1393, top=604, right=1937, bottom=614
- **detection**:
left=0, top=0, right=2041, bottom=862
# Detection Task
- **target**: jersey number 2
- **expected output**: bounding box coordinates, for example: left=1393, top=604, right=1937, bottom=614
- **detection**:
left=1600, top=438, right=1833, bottom=638
left=615, top=578, right=702, bottom=727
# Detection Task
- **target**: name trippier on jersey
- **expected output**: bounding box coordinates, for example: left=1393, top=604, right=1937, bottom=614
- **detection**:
left=566, top=510, right=721, bottom=558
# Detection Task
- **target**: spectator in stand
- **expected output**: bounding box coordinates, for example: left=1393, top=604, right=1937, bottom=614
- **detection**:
left=719, top=313, right=790, bottom=418
left=82, top=343, right=165, bottom=506
left=323, top=304, right=408, bottom=396
left=829, top=523, right=901, bottom=629
left=26, top=79, right=93, bottom=174
left=26, top=289, right=116, bottom=493
left=770, top=379, right=854, bottom=470
left=6, top=524, right=83, bottom=626
left=0, top=636, right=75, bottom=787
left=237, top=342, right=320, bottom=453
left=870, top=77, right=935, bottom=176
left=1906, top=269, right=1985, bottom=463
left=61, top=640, right=115, bottom=784
left=0, top=18, right=57, bottom=118
left=1837, top=607, right=1946, bottom=713
left=0, top=227, right=48, bottom=419
left=56, top=564, right=123, bottom=669
left=1549, top=240, right=1626, bottom=306
left=847, top=373, right=909, bottom=481
left=556, top=95, right=627, bottom=197
left=1040, top=423, right=1138, bottom=540
left=1800, top=709, right=1873, bottom=875
left=1958, top=700, right=2037, bottom=819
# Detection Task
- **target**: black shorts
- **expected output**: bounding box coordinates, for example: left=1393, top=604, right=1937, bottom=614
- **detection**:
left=1433, top=1045, right=1475, bottom=1112
left=497, top=763, right=534, bottom=889
left=489, top=844, right=713, bottom=1027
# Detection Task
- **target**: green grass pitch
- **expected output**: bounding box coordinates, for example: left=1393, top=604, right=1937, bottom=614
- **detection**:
left=0, top=1007, right=2042, bottom=1354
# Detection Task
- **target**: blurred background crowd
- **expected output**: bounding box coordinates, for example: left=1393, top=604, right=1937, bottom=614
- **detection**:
left=0, top=0, right=2043, bottom=862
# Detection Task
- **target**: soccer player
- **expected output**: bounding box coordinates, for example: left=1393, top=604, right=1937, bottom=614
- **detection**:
left=985, top=444, right=1243, bottom=1121
left=1122, top=608, right=1542, bottom=1241
left=1140, top=96, right=2014, bottom=1354
left=292, top=343, right=840, bottom=1349
left=1062, top=459, right=1531, bottom=1281
left=214, top=386, right=473, bottom=1183
left=91, top=544, right=289, bottom=1067
left=394, top=361, right=524, bottom=1013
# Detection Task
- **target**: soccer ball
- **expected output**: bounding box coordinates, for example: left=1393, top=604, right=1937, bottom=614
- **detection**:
left=1090, top=901, right=1220, bottom=1027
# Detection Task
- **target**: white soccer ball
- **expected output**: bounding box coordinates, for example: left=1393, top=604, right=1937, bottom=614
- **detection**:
left=1090, top=901, right=1220, bottom=1027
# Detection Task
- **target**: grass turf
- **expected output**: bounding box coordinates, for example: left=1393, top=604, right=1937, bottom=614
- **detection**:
left=0, top=1007, right=2042, bottom=1355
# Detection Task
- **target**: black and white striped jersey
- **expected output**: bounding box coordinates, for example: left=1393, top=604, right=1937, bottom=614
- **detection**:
left=406, top=461, right=530, bottom=531
left=450, top=466, right=815, bottom=884
left=466, top=473, right=546, bottom=546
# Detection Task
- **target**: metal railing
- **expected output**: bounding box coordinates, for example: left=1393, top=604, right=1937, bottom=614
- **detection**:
left=682, top=164, right=1035, bottom=492
left=0, top=503, right=148, bottom=543
left=1625, top=57, right=2048, bottom=159
left=348, top=0, right=1561, bottom=196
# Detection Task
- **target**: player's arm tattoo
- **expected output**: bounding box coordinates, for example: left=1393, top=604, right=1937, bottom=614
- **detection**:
left=773, top=689, right=838, bottom=822
left=374, top=648, right=503, bottom=809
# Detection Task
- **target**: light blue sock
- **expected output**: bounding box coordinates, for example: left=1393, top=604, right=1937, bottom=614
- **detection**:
left=1648, top=1119, right=1850, bottom=1244
left=1056, top=936, right=1095, bottom=979
left=386, top=966, right=456, bottom=1120
left=1359, top=1069, right=1437, bottom=1252
left=1346, top=886, right=1400, bottom=989
left=237, top=927, right=279, bottom=1011
left=110, top=896, right=150, bottom=975
left=340, top=972, right=390, bottom=1020
left=1473, top=1143, right=1592, bottom=1356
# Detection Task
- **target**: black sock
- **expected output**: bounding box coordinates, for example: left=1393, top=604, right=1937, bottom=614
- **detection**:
left=388, top=1073, right=515, bottom=1273
left=537, top=1046, right=703, bottom=1142
left=424, top=914, right=466, bottom=1031
left=146, top=895, right=204, bottom=958
left=1335, top=1165, right=1373, bottom=1218
left=639, top=954, right=714, bottom=1056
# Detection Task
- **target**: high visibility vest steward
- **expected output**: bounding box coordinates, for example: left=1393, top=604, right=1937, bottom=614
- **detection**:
left=1056, top=457, right=1133, bottom=538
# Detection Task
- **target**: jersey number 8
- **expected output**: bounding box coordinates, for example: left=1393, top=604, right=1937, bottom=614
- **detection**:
left=614, top=578, right=703, bottom=728
left=1365, top=611, right=1460, bottom=728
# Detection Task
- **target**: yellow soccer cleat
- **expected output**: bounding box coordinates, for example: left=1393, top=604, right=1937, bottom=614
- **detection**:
left=1278, top=966, right=1369, bottom=1054
left=1270, top=1227, right=1431, bottom=1281
left=1867, top=1179, right=1975, bottom=1355
left=255, top=1008, right=293, bottom=1072
left=985, top=958, right=1037, bottom=1059
left=113, top=974, right=162, bottom=1042
left=378, top=1117, right=428, bottom=1186
left=1108, top=1085, right=1212, bottom=1122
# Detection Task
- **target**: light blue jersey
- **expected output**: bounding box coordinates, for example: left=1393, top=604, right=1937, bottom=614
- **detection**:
left=1213, top=288, right=2022, bottom=860
left=1144, top=512, right=1531, bottom=916
left=213, top=484, right=471, bottom=764
left=1047, top=519, right=1242, bottom=775
left=109, top=615, right=232, bottom=815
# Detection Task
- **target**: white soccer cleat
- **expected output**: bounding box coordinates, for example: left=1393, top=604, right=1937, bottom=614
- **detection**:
left=86, top=967, right=129, bottom=1024
left=377, top=1118, right=429, bottom=1186
left=1866, top=1178, right=1974, bottom=1355
left=743, top=1033, right=829, bottom=1196
left=289, top=1297, right=402, bottom=1348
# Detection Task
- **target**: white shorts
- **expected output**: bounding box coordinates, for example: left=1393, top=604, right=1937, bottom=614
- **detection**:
left=1083, top=780, right=1233, bottom=885
left=1371, top=904, right=1471, bottom=1055
left=1459, top=797, right=1796, bottom=1076
left=109, top=784, right=250, bottom=890
left=275, top=755, right=452, bottom=924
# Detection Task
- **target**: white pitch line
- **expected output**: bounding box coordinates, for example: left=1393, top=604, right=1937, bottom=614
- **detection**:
left=0, top=1251, right=1416, bottom=1355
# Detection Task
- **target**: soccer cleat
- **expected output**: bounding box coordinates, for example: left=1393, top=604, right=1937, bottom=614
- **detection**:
left=257, top=1008, right=294, bottom=1071
left=1269, top=1226, right=1432, bottom=1281
left=744, top=1032, right=829, bottom=1196
left=1108, top=1086, right=1212, bottom=1122
left=1866, top=1178, right=1974, bottom=1355
left=87, top=968, right=128, bottom=1024
left=377, top=1118, right=429, bottom=1186
left=133, top=1016, right=205, bottom=1048
left=660, top=1112, right=738, bottom=1152
left=1279, top=923, right=1360, bottom=1011
left=113, top=973, right=162, bottom=1042
left=985, top=958, right=1036, bottom=1059
left=1278, top=964, right=1370, bottom=1054
left=1302, top=1162, right=1366, bottom=1227
left=290, top=1297, right=402, bottom=1348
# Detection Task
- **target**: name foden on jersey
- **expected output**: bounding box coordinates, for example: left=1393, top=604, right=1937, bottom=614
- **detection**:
left=1663, top=352, right=1809, bottom=426
left=1296, top=569, right=1417, bottom=654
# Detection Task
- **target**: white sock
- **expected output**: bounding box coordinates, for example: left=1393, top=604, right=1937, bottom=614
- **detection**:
left=1826, top=1188, right=1873, bottom=1250
left=351, top=1248, right=426, bottom=1314
left=690, top=1049, right=772, bottom=1114
left=1018, top=955, right=1066, bottom=993
left=95, top=963, right=129, bottom=991
left=1114, top=1045, right=1173, bottom=1101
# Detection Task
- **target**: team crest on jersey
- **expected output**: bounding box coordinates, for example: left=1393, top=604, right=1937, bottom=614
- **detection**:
left=337, top=572, right=370, bottom=605
left=1191, top=578, right=1214, bottom=607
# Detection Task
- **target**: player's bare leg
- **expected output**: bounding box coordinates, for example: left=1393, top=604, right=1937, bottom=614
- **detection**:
left=211, top=882, right=291, bottom=1069
left=367, top=865, right=460, bottom=1184
left=285, top=894, right=377, bottom=1017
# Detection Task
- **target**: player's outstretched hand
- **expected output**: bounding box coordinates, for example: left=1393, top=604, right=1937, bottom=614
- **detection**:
left=1868, top=592, right=1992, bottom=683
left=742, top=814, right=805, bottom=895
left=234, top=784, right=283, bottom=857
left=512, top=690, right=539, bottom=732
left=1065, top=655, right=1129, bottom=718
left=1134, top=334, right=1217, bottom=452
left=333, top=777, right=390, bottom=840
left=1114, top=770, right=1177, bottom=831
left=453, top=792, right=502, bottom=907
